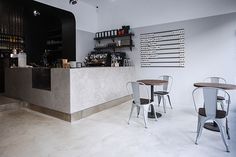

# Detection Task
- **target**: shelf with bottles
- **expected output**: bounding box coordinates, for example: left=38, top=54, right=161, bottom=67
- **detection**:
left=94, top=33, right=134, bottom=41
left=95, top=37, right=134, bottom=51
left=0, top=33, right=24, bottom=43
left=94, top=26, right=134, bottom=52
left=46, top=48, right=62, bottom=53
left=0, top=33, right=25, bottom=55
left=46, top=40, right=62, bottom=46
left=0, top=34, right=24, bottom=54
left=46, top=27, right=62, bottom=54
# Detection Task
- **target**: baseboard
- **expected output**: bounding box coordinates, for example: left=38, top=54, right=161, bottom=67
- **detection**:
left=71, top=95, right=131, bottom=122
left=26, top=95, right=131, bottom=122
left=27, top=103, right=71, bottom=122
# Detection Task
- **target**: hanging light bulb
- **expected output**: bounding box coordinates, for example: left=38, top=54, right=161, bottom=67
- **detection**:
left=33, top=10, right=40, bottom=16
left=69, top=0, right=78, bottom=5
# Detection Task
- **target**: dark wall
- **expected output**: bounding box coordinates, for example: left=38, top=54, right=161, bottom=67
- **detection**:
left=0, top=0, right=76, bottom=92
left=23, top=0, right=76, bottom=65
left=24, top=7, right=47, bottom=65
left=0, top=0, right=76, bottom=65
left=61, top=14, right=76, bottom=61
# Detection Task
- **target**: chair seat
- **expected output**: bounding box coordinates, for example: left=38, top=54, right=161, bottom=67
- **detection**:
left=133, top=98, right=152, bottom=105
left=217, top=96, right=225, bottom=101
left=154, top=91, right=169, bottom=95
left=198, top=108, right=226, bottom=118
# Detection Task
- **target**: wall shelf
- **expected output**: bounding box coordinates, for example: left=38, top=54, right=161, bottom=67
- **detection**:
left=46, top=28, right=62, bottom=53
left=0, top=33, right=24, bottom=54
left=94, top=33, right=135, bottom=52
left=94, top=44, right=135, bottom=51
left=94, top=33, right=134, bottom=41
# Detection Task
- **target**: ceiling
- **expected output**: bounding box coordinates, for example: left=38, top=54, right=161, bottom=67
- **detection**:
left=80, top=0, right=118, bottom=7
left=80, top=0, right=100, bottom=6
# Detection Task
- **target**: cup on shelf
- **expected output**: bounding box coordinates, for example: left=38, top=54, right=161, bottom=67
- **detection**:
left=114, top=29, right=118, bottom=36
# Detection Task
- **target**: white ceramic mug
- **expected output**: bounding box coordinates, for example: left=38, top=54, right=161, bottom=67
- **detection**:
left=76, top=62, right=82, bottom=68
left=69, top=61, right=76, bottom=68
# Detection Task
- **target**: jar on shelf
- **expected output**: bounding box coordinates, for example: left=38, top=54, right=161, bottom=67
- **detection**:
left=114, top=29, right=118, bottom=36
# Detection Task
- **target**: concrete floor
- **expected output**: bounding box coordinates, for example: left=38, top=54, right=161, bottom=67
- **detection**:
left=0, top=97, right=236, bottom=157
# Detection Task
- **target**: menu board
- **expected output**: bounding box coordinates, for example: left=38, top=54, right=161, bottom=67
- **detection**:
left=140, top=29, right=185, bottom=67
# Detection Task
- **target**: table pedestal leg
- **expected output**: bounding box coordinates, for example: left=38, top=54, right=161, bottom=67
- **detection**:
left=148, top=105, right=162, bottom=118
left=148, top=85, right=162, bottom=118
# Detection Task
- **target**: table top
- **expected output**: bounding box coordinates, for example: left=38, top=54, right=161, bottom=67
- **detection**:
left=137, top=79, right=168, bottom=86
left=194, top=82, right=236, bottom=90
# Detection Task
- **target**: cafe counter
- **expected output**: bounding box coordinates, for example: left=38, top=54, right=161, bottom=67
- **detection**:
left=4, top=67, right=135, bottom=121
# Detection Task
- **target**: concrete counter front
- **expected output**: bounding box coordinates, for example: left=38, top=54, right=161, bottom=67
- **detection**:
left=4, top=67, right=134, bottom=121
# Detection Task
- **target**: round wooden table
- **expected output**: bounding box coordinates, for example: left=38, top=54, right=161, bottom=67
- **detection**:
left=194, top=82, right=236, bottom=132
left=194, top=82, right=236, bottom=90
left=137, top=79, right=168, bottom=118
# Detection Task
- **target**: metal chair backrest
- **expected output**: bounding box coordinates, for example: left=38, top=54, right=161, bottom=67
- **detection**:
left=204, top=77, right=227, bottom=97
left=192, top=87, right=230, bottom=117
left=126, top=81, right=150, bottom=105
left=158, top=75, right=173, bottom=92
left=204, top=77, right=226, bottom=84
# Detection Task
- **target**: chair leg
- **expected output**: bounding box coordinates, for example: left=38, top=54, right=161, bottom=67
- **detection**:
left=226, top=118, right=230, bottom=140
left=167, top=94, right=173, bottom=109
left=143, top=106, right=148, bottom=128
left=195, top=116, right=205, bottom=145
left=215, top=120, right=230, bottom=152
left=128, top=104, right=135, bottom=125
left=157, top=95, right=161, bottom=107
left=152, top=104, right=158, bottom=121
left=137, top=106, right=140, bottom=118
left=162, top=96, right=166, bottom=113
left=196, top=115, right=201, bottom=134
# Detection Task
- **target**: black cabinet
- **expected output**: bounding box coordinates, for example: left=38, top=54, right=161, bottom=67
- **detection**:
left=32, top=68, right=51, bottom=91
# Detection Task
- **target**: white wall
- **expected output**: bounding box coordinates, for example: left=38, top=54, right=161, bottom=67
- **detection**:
left=97, top=0, right=236, bottom=31
left=131, top=12, right=236, bottom=108
left=76, top=30, right=95, bottom=62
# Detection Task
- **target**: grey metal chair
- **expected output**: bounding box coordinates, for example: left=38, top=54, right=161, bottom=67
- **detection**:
left=204, top=77, right=227, bottom=108
left=126, top=81, right=157, bottom=128
left=204, top=77, right=230, bottom=139
left=192, top=87, right=231, bottom=152
left=154, top=75, right=173, bottom=113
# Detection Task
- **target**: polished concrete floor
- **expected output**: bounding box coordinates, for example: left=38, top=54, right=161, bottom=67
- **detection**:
left=0, top=97, right=236, bottom=157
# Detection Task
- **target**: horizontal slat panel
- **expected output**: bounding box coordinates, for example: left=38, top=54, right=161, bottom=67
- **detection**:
left=140, top=29, right=185, bottom=68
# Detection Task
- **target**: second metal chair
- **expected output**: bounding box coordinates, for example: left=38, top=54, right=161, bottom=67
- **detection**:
left=154, top=75, right=173, bottom=113
left=127, top=81, right=157, bottom=128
